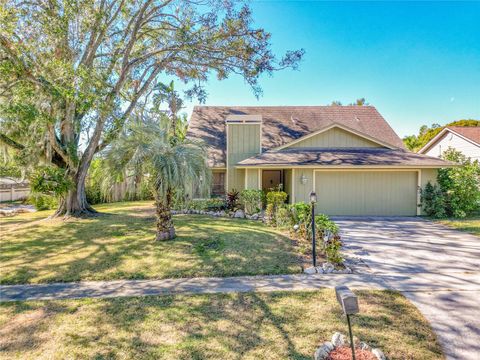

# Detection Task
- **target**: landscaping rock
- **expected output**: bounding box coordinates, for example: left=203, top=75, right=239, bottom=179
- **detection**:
left=332, top=267, right=353, bottom=274
left=372, top=348, right=386, bottom=360
left=322, top=262, right=334, bottom=273
left=304, top=266, right=317, bottom=275
left=251, top=213, right=259, bottom=220
left=314, top=342, right=334, bottom=360
left=233, top=209, right=245, bottom=218
left=352, top=336, right=361, bottom=347
left=315, top=266, right=325, bottom=274
left=360, top=342, right=371, bottom=351
left=331, top=332, right=346, bottom=348
left=0, top=205, right=36, bottom=217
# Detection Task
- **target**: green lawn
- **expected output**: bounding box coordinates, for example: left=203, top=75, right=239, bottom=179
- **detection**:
left=0, top=290, right=443, bottom=360
left=0, top=201, right=301, bottom=285
left=437, top=215, right=480, bottom=236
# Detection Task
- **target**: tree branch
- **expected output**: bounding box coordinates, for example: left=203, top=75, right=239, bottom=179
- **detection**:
left=0, top=133, right=25, bottom=150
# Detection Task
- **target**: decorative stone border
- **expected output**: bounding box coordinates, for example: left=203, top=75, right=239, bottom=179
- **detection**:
left=304, top=262, right=353, bottom=275
left=171, top=209, right=264, bottom=220
left=314, top=332, right=386, bottom=360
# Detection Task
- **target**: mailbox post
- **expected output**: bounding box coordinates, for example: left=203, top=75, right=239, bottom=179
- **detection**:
left=335, top=286, right=359, bottom=360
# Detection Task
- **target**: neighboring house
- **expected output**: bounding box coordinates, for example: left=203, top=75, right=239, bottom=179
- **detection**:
left=187, top=106, right=454, bottom=216
left=418, top=126, right=480, bottom=161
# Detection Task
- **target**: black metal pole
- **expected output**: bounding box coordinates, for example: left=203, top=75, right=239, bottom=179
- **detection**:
left=347, top=314, right=356, bottom=360
left=311, top=201, right=316, bottom=267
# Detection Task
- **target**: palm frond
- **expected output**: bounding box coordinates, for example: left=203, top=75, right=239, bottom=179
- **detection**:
left=103, top=118, right=211, bottom=199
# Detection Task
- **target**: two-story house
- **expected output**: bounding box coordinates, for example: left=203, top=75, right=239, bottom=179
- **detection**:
left=187, top=105, right=454, bottom=216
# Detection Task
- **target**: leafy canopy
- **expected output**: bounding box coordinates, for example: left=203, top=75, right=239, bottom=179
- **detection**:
left=437, top=148, right=480, bottom=218
left=0, top=0, right=304, bottom=173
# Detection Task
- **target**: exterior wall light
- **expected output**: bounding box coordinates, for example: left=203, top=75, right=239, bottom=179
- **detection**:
left=300, top=174, right=308, bottom=185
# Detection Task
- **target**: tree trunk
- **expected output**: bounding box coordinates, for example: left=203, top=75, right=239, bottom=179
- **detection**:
left=52, top=166, right=97, bottom=218
left=155, top=189, right=175, bottom=241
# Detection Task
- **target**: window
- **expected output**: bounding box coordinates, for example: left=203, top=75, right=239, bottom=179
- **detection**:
left=212, top=171, right=226, bottom=197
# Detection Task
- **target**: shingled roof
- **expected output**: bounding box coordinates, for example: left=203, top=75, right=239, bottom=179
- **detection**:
left=187, top=105, right=406, bottom=167
left=236, top=148, right=456, bottom=168
left=447, top=126, right=480, bottom=145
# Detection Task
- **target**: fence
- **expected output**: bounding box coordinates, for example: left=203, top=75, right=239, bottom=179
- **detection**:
left=0, top=181, right=30, bottom=202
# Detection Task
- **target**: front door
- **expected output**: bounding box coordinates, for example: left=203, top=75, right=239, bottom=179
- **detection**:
left=262, top=170, right=282, bottom=192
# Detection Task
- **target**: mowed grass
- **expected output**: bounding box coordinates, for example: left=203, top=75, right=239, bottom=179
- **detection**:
left=0, top=290, right=443, bottom=360
left=437, top=214, right=480, bottom=236
left=0, top=201, right=301, bottom=285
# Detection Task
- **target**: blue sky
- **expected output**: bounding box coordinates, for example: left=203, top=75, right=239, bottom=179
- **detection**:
left=182, top=1, right=480, bottom=137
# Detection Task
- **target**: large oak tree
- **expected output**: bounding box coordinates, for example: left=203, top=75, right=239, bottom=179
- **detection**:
left=0, top=0, right=303, bottom=216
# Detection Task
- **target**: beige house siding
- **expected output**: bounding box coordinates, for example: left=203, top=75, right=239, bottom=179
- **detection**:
left=314, top=170, right=418, bottom=216
left=286, top=127, right=383, bottom=149
left=293, top=169, right=314, bottom=204
left=420, top=168, right=438, bottom=188
left=227, top=123, right=261, bottom=192
left=245, top=168, right=260, bottom=189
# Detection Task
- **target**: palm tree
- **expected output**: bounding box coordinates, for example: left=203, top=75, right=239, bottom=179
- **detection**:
left=152, top=81, right=184, bottom=138
left=105, top=119, right=210, bottom=240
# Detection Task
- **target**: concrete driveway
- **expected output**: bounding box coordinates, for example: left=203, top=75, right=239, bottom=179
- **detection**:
left=334, top=217, right=480, bottom=360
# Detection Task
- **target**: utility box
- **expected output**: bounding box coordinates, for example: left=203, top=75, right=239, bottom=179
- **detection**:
left=335, top=286, right=359, bottom=315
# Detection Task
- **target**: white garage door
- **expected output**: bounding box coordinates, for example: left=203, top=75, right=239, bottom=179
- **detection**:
left=315, top=171, right=418, bottom=216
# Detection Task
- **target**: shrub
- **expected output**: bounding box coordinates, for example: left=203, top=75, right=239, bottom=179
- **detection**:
left=421, top=181, right=446, bottom=218
left=289, top=202, right=312, bottom=242
left=137, top=181, right=154, bottom=200
left=276, top=206, right=293, bottom=229
left=290, top=202, right=311, bottom=223
left=315, top=214, right=339, bottom=237
left=186, top=198, right=226, bottom=211
left=438, top=148, right=480, bottom=218
left=264, top=190, right=288, bottom=226
left=240, top=189, right=264, bottom=214
left=28, top=193, right=58, bottom=210
left=28, top=166, right=71, bottom=210
left=226, top=189, right=240, bottom=211
left=86, top=181, right=103, bottom=205
left=324, top=236, right=343, bottom=265
left=266, top=190, right=288, bottom=209
left=265, top=203, right=275, bottom=226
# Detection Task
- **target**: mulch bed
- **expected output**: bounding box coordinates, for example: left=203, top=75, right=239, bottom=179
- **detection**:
left=327, top=346, right=377, bottom=360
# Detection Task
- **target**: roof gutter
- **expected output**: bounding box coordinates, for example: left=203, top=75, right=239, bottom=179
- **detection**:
left=234, top=164, right=459, bottom=169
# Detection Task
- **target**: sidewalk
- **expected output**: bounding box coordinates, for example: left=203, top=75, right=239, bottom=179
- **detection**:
left=1, top=273, right=389, bottom=302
